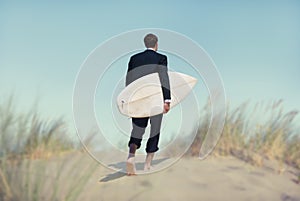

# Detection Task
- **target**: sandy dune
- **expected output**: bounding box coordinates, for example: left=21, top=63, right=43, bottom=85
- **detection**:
left=76, top=156, right=300, bottom=201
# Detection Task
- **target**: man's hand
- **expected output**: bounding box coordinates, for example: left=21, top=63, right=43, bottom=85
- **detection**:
left=163, top=102, right=170, bottom=114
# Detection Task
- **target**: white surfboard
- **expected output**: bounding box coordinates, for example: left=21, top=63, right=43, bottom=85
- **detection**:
left=117, top=71, right=197, bottom=117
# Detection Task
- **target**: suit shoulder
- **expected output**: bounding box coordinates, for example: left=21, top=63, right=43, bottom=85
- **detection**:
left=130, top=51, right=144, bottom=59
left=155, top=52, right=167, bottom=59
left=129, top=50, right=167, bottom=61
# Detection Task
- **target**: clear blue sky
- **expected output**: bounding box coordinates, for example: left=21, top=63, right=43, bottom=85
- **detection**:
left=1, top=1, right=300, bottom=132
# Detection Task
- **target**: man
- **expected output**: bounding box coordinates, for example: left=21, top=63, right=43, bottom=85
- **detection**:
left=125, top=33, right=171, bottom=175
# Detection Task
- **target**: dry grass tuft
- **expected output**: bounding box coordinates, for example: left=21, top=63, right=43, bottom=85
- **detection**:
left=187, top=100, right=300, bottom=170
left=0, top=96, right=97, bottom=201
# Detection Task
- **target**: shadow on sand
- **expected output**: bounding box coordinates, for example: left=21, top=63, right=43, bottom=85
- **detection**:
left=99, top=158, right=169, bottom=182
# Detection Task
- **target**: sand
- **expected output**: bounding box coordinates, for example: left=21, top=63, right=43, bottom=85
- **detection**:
left=11, top=153, right=299, bottom=201
left=75, top=156, right=300, bottom=201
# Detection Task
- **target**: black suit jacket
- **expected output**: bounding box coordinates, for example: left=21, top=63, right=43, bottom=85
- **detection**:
left=126, top=49, right=171, bottom=101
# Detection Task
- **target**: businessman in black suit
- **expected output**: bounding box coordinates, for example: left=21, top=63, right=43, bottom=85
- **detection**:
left=126, top=33, right=171, bottom=175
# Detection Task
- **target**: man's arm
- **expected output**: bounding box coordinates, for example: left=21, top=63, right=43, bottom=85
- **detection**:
left=158, top=55, right=171, bottom=100
left=157, top=55, right=171, bottom=113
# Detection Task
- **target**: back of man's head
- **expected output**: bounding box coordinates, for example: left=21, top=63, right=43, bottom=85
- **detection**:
left=144, top=33, right=158, bottom=48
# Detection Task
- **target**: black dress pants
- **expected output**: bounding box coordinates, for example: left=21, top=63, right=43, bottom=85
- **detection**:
left=128, top=114, right=163, bottom=153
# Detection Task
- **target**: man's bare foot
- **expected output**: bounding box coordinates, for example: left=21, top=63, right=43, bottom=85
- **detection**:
left=126, top=157, right=136, bottom=176
left=144, top=164, right=153, bottom=171
left=144, top=153, right=155, bottom=171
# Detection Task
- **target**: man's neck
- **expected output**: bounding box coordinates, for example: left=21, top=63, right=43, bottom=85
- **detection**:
left=147, top=47, right=156, bottom=51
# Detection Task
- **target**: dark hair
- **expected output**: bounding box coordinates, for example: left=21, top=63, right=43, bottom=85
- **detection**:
left=144, top=33, right=158, bottom=48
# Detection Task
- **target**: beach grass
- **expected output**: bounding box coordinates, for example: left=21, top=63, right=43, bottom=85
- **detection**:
left=0, top=96, right=299, bottom=200
left=0, top=97, right=97, bottom=201
left=188, top=99, right=300, bottom=170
